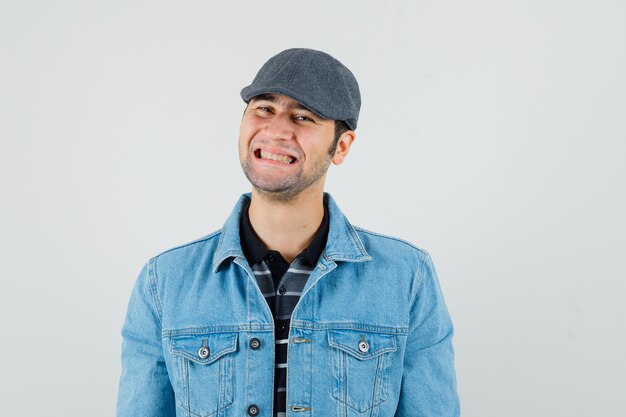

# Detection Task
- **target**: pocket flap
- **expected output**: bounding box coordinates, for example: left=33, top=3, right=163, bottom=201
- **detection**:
left=328, top=329, right=396, bottom=360
left=170, top=332, right=238, bottom=365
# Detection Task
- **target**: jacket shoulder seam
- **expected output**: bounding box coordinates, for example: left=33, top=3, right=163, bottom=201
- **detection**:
left=352, top=226, right=429, bottom=256
left=151, top=229, right=223, bottom=260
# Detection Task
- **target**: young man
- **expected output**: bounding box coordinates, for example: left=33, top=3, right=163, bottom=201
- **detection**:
left=117, top=48, right=460, bottom=417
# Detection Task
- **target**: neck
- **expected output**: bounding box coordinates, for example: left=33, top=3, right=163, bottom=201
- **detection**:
left=248, top=187, right=325, bottom=263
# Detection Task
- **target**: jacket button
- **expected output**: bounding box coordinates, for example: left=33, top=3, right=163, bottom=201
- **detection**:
left=198, top=346, right=210, bottom=359
left=247, top=404, right=260, bottom=416
left=278, top=286, right=286, bottom=295
left=358, top=340, right=370, bottom=353
left=250, top=338, right=261, bottom=350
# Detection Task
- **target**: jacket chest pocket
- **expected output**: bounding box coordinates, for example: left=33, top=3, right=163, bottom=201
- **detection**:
left=170, top=332, right=238, bottom=417
left=328, top=329, right=397, bottom=413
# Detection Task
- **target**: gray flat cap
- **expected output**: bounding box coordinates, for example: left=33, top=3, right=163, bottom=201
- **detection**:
left=240, top=48, right=361, bottom=130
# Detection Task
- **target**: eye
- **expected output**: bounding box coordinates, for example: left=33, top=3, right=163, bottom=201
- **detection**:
left=294, top=115, right=314, bottom=122
left=254, top=105, right=273, bottom=117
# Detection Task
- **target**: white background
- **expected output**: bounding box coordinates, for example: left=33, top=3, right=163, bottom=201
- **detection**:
left=1, top=1, right=625, bottom=416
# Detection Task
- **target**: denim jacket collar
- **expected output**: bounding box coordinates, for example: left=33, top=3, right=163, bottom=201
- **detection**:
left=212, top=192, right=371, bottom=272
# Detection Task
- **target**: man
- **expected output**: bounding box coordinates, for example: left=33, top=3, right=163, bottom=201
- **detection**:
left=117, top=48, right=459, bottom=417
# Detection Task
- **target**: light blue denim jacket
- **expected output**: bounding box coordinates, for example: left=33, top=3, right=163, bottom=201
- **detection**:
left=117, top=193, right=459, bottom=417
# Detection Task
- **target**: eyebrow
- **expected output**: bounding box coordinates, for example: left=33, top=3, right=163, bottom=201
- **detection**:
left=250, top=93, right=323, bottom=117
left=250, top=93, right=277, bottom=103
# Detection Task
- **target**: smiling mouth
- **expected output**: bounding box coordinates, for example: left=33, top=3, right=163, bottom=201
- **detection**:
left=255, top=149, right=297, bottom=164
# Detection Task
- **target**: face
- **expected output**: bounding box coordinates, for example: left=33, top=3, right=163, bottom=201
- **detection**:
left=239, top=93, right=342, bottom=202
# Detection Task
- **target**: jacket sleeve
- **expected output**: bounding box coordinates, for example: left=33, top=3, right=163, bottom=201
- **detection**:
left=116, top=260, right=176, bottom=417
left=395, top=253, right=460, bottom=417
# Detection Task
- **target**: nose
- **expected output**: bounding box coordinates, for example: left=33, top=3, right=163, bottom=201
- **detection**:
left=264, top=114, right=294, bottom=141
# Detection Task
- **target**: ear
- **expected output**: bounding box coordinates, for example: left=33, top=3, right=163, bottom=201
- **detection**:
left=332, top=131, right=356, bottom=165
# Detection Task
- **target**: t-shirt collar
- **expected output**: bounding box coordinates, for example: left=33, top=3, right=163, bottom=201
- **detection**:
left=239, top=195, right=329, bottom=266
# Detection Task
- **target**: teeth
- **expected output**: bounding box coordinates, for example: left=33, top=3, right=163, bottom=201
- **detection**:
left=259, top=150, right=295, bottom=164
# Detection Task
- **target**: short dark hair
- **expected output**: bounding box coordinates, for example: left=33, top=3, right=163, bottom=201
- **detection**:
left=329, top=120, right=351, bottom=156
